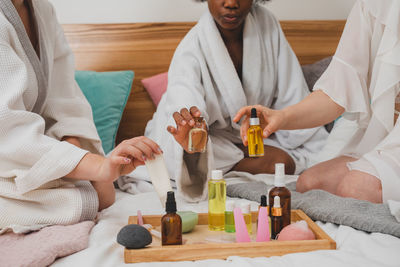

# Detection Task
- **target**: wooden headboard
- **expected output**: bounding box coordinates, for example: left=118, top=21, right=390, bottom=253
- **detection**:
left=63, top=21, right=345, bottom=144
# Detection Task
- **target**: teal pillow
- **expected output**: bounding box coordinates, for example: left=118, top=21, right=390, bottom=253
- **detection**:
left=75, top=70, right=134, bottom=154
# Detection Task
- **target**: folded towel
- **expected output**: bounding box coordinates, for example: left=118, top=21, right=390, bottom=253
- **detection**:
left=0, top=221, right=94, bottom=267
left=227, top=182, right=400, bottom=237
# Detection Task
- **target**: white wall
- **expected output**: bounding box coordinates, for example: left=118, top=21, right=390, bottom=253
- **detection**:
left=49, top=0, right=357, bottom=24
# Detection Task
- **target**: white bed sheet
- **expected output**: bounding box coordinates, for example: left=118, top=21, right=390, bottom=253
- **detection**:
left=52, top=191, right=400, bottom=267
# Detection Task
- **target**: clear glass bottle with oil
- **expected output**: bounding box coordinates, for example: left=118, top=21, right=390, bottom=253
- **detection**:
left=247, top=108, right=264, bottom=157
left=188, top=117, right=208, bottom=153
left=225, top=200, right=235, bottom=233
left=208, top=170, right=226, bottom=231
left=240, top=202, right=252, bottom=234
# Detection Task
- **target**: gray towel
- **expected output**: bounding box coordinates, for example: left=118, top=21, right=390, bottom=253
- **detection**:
left=227, top=182, right=400, bottom=237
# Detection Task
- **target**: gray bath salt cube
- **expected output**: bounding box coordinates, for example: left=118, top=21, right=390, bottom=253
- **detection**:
left=117, top=224, right=152, bottom=249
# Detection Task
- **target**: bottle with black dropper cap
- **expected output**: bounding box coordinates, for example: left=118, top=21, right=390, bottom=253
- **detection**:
left=161, top=191, right=182, bottom=246
left=247, top=108, right=264, bottom=157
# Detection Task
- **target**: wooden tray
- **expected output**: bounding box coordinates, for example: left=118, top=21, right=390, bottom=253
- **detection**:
left=124, top=210, right=336, bottom=263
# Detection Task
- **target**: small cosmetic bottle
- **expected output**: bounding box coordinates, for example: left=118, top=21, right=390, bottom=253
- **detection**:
left=271, top=196, right=283, bottom=240
left=256, top=196, right=270, bottom=242
left=240, top=203, right=252, bottom=234
left=188, top=117, right=208, bottom=153
left=258, top=195, right=271, bottom=239
left=269, top=163, right=291, bottom=228
left=225, top=200, right=235, bottom=233
left=247, top=108, right=264, bottom=157
left=208, top=170, right=226, bottom=231
left=161, top=191, right=182, bottom=246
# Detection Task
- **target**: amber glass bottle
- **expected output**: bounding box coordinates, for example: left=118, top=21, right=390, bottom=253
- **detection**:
left=161, top=191, right=182, bottom=246
left=188, top=117, right=208, bottom=153
left=271, top=196, right=283, bottom=240
left=269, top=164, right=291, bottom=228
left=247, top=108, right=264, bottom=157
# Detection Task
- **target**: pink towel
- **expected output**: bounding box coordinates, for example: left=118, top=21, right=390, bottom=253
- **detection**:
left=0, top=221, right=95, bottom=267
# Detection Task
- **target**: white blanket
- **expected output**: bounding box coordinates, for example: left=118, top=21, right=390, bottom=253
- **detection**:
left=139, top=5, right=328, bottom=203
left=52, top=190, right=400, bottom=267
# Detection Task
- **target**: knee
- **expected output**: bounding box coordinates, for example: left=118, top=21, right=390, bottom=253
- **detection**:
left=296, top=168, right=321, bottom=193
left=336, top=172, right=383, bottom=203
left=270, top=154, right=296, bottom=175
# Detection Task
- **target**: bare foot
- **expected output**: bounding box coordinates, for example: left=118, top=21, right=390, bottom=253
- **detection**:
left=296, top=156, right=357, bottom=194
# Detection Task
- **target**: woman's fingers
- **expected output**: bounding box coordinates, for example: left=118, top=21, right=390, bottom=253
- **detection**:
left=180, top=108, right=195, bottom=126
left=115, top=144, right=146, bottom=162
left=173, top=112, right=187, bottom=126
left=140, top=137, right=163, bottom=154
left=260, top=110, right=278, bottom=138
left=190, top=106, right=201, bottom=117
left=110, top=156, right=132, bottom=165
left=240, top=117, right=250, bottom=146
left=233, top=106, right=252, bottom=123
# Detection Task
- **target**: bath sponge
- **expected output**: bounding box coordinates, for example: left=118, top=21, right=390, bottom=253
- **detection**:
left=177, top=211, right=198, bottom=233
left=277, top=220, right=316, bottom=241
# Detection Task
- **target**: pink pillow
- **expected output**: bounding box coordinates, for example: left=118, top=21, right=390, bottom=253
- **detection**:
left=142, top=72, right=168, bottom=106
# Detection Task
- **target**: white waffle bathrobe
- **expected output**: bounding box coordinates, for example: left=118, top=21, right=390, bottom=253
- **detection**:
left=145, top=5, right=328, bottom=202
left=0, top=0, right=103, bottom=233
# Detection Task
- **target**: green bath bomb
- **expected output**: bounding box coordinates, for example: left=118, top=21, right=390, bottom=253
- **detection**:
left=177, top=211, right=198, bottom=233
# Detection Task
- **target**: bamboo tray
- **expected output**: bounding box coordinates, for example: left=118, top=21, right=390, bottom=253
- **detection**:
left=124, top=210, right=336, bottom=263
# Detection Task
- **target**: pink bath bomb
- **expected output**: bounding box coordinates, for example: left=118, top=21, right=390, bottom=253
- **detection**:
left=277, top=220, right=316, bottom=241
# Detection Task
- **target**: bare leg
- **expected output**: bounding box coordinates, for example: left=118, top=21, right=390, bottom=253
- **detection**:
left=336, top=170, right=382, bottom=203
left=231, top=145, right=295, bottom=175
left=296, top=156, right=357, bottom=194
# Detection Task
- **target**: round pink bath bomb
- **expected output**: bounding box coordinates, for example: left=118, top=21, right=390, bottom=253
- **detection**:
left=277, top=220, right=316, bottom=241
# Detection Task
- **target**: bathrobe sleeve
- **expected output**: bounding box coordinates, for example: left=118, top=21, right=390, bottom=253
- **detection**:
left=313, top=0, right=371, bottom=119
left=145, top=31, right=213, bottom=202
left=41, top=10, right=103, bottom=155
left=0, top=42, right=90, bottom=194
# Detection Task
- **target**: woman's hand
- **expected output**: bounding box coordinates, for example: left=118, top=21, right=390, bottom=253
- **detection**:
left=233, top=105, right=287, bottom=146
left=167, top=106, right=205, bottom=153
left=96, top=136, right=162, bottom=183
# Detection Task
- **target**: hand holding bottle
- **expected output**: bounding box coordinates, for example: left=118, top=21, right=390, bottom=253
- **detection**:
left=233, top=105, right=286, bottom=146
left=167, top=106, right=208, bottom=153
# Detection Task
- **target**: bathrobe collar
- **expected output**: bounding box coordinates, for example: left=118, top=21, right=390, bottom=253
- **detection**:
left=198, top=8, right=264, bottom=126
left=0, top=0, right=49, bottom=114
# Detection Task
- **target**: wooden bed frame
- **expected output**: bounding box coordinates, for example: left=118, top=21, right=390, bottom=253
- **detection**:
left=63, top=21, right=345, bottom=144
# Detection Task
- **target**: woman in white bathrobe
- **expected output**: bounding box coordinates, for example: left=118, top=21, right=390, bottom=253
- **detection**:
left=145, top=0, right=328, bottom=201
left=235, top=0, right=400, bottom=204
left=0, top=0, right=161, bottom=233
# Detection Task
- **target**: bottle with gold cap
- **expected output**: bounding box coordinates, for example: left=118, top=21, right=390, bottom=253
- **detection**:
left=247, top=108, right=264, bottom=157
left=271, top=196, right=283, bottom=240
left=269, top=163, right=291, bottom=228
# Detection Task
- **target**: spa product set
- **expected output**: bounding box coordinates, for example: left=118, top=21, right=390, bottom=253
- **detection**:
left=207, top=163, right=292, bottom=242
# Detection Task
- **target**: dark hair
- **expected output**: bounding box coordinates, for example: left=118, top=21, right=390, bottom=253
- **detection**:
left=196, top=0, right=270, bottom=2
